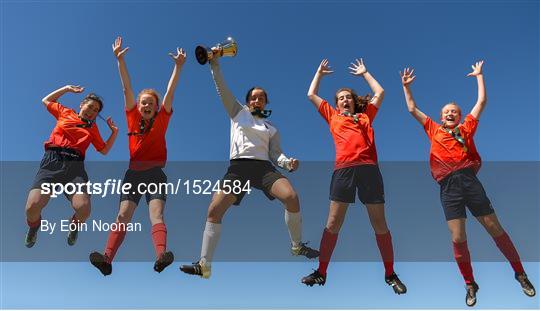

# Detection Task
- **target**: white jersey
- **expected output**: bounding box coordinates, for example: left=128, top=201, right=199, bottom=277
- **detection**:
left=211, top=61, right=293, bottom=171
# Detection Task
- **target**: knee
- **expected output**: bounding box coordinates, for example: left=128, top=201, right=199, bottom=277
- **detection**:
left=281, top=190, right=299, bottom=210
left=326, top=218, right=342, bottom=234
left=150, top=211, right=164, bottom=224
left=451, top=232, right=467, bottom=243
left=486, top=221, right=504, bottom=237
left=72, top=198, right=91, bottom=215
left=26, top=197, right=42, bottom=212
left=207, top=204, right=223, bottom=223
left=117, top=212, right=132, bottom=224
left=283, top=190, right=298, bottom=204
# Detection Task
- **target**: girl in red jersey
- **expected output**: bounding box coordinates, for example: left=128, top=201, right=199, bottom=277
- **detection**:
left=89, top=36, right=186, bottom=275
left=25, top=85, right=118, bottom=248
left=400, top=61, right=535, bottom=306
left=301, top=59, right=406, bottom=294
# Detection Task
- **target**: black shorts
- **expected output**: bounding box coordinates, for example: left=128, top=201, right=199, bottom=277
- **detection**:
left=31, top=148, right=88, bottom=198
left=223, top=159, right=285, bottom=206
left=120, top=167, right=168, bottom=205
left=439, top=168, right=494, bottom=221
left=329, top=164, right=385, bottom=204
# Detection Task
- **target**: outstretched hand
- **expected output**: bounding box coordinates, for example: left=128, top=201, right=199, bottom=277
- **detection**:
left=317, top=59, right=334, bottom=76
left=467, top=60, right=484, bottom=77
left=65, top=85, right=84, bottom=93
left=400, top=67, right=416, bottom=86
left=169, top=47, right=187, bottom=66
left=106, top=117, right=118, bottom=133
left=349, top=58, right=367, bottom=76
left=112, top=36, right=129, bottom=59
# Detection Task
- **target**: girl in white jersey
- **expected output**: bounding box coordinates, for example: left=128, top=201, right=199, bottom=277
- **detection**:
left=180, top=58, right=319, bottom=278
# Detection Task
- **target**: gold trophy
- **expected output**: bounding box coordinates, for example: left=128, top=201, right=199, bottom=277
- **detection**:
left=195, top=37, right=237, bottom=65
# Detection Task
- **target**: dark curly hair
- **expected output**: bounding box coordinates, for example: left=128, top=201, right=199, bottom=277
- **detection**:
left=334, top=88, right=371, bottom=113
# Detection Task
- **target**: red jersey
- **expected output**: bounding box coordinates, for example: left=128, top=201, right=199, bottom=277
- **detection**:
left=318, top=100, right=379, bottom=169
left=126, top=105, right=172, bottom=171
left=44, top=102, right=105, bottom=157
left=423, top=114, right=482, bottom=182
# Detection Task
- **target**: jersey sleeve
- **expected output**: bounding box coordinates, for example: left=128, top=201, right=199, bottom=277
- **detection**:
left=461, top=114, right=479, bottom=137
left=46, top=102, right=66, bottom=119
left=91, top=126, right=106, bottom=152
left=125, top=105, right=140, bottom=129
left=365, top=104, right=379, bottom=125
left=156, top=104, right=173, bottom=129
left=423, top=117, right=439, bottom=139
left=317, top=100, right=336, bottom=124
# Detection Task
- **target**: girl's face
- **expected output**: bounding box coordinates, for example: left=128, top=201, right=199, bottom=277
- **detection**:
left=79, top=100, right=101, bottom=121
left=336, top=90, right=355, bottom=114
left=247, top=88, right=267, bottom=111
left=440, top=104, right=462, bottom=128
left=138, top=93, right=158, bottom=120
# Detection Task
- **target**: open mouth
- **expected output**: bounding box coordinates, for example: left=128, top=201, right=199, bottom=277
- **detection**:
left=445, top=116, right=456, bottom=122
left=143, top=108, right=153, bottom=115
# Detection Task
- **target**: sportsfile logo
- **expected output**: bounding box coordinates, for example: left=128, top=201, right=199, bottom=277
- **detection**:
left=40, top=179, right=252, bottom=198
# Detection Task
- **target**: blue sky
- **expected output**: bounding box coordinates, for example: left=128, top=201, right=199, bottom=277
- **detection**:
left=1, top=0, right=539, bottom=309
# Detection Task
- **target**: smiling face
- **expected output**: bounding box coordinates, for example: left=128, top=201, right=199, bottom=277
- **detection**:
left=440, top=103, right=462, bottom=128
left=335, top=90, right=356, bottom=114
left=137, top=92, right=159, bottom=120
left=247, top=88, right=267, bottom=112
left=79, top=100, right=101, bottom=121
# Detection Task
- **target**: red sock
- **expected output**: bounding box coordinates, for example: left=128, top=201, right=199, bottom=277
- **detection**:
left=151, top=223, right=167, bottom=258
left=375, top=231, right=395, bottom=277
left=453, top=240, right=475, bottom=284
left=27, top=216, right=41, bottom=228
left=104, top=222, right=126, bottom=263
left=317, top=228, right=338, bottom=276
left=493, top=232, right=525, bottom=274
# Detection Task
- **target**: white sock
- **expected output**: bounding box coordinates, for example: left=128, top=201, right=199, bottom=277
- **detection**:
left=285, top=210, right=302, bottom=247
left=200, top=221, right=221, bottom=265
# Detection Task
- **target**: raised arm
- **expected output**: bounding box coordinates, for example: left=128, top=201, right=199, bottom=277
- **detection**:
left=349, top=58, right=384, bottom=108
left=307, top=59, right=333, bottom=109
left=467, top=60, right=486, bottom=119
left=42, top=85, right=84, bottom=106
left=162, top=47, right=186, bottom=113
left=209, top=58, right=243, bottom=119
left=99, top=117, right=119, bottom=155
left=400, top=67, right=427, bottom=125
left=112, top=36, right=136, bottom=111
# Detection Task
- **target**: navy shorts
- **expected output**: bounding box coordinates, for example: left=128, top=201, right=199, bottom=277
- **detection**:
left=329, top=164, right=385, bottom=204
left=31, top=148, right=88, bottom=198
left=439, top=168, right=494, bottom=221
left=223, top=159, right=285, bottom=206
left=120, top=167, right=168, bottom=205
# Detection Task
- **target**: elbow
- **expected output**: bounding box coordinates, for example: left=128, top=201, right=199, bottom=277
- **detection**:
left=375, top=89, right=384, bottom=99
left=99, top=148, right=109, bottom=156
left=307, top=93, right=317, bottom=101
